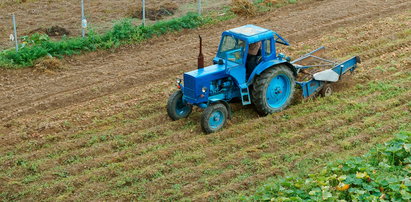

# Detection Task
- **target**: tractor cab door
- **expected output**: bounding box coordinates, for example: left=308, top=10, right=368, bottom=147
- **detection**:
left=246, top=38, right=276, bottom=83
left=217, top=35, right=252, bottom=105
left=217, top=35, right=247, bottom=85
left=224, top=48, right=251, bottom=105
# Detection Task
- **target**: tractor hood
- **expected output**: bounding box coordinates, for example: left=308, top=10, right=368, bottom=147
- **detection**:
left=185, top=64, right=226, bottom=78
left=183, top=63, right=234, bottom=104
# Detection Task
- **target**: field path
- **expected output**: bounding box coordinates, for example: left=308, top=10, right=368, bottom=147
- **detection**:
left=0, top=0, right=410, bottom=200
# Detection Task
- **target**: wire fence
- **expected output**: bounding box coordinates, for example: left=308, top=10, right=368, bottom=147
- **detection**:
left=0, top=0, right=231, bottom=51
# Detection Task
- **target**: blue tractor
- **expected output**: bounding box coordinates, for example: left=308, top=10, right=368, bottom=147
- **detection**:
left=167, top=25, right=360, bottom=133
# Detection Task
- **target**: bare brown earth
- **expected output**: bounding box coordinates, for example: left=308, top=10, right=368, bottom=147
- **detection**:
left=0, top=0, right=410, bottom=200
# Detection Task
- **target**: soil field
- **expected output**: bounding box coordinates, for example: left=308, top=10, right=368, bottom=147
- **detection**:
left=1, top=0, right=410, bottom=200
left=0, top=0, right=230, bottom=49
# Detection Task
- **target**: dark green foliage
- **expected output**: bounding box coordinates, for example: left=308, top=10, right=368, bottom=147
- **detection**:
left=244, top=131, right=411, bottom=201
left=0, top=13, right=209, bottom=68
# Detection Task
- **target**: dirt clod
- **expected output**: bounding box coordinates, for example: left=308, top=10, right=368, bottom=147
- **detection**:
left=46, top=26, right=70, bottom=37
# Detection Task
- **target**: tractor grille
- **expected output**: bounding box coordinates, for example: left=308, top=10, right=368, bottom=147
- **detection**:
left=184, top=74, right=196, bottom=99
left=184, top=88, right=196, bottom=99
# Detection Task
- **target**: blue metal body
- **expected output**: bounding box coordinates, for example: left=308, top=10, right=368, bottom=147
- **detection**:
left=182, top=25, right=292, bottom=108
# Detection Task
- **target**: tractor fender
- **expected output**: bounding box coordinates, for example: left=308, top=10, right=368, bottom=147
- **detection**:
left=247, top=60, right=297, bottom=84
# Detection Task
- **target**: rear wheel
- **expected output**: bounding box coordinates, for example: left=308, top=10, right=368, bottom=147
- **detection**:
left=201, top=103, right=228, bottom=134
left=167, top=90, right=192, bottom=120
left=252, top=65, right=295, bottom=116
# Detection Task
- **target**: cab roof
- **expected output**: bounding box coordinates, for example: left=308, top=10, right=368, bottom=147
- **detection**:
left=224, top=25, right=273, bottom=43
left=223, top=24, right=290, bottom=45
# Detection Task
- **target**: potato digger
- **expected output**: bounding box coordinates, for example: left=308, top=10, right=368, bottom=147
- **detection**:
left=167, top=25, right=361, bottom=133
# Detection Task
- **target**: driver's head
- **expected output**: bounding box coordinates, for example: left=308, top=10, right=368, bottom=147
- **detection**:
left=248, top=42, right=261, bottom=56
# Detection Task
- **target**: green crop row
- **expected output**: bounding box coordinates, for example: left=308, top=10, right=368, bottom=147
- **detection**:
left=0, top=13, right=221, bottom=68
left=243, top=131, right=411, bottom=201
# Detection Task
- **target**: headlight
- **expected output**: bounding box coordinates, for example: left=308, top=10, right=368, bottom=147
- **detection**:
left=202, top=87, right=207, bottom=93
left=176, top=78, right=182, bottom=84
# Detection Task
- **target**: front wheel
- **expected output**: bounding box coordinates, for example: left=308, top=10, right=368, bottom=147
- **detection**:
left=167, top=90, right=192, bottom=120
left=201, top=103, right=228, bottom=134
left=252, top=65, right=295, bottom=116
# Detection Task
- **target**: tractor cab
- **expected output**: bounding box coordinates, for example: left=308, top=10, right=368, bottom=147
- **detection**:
left=213, top=25, right=291, bottom=83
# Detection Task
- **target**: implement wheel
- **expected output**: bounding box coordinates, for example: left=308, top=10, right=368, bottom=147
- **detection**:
left=320, top=83, right=333, bottom=97
left=167, top=90, right=192, bottom=120
left=201, top=103, right=228, bottom=134
left=252, top=65, right=295, bottom=116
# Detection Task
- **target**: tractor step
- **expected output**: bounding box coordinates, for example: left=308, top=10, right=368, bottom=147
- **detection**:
left=240, top=84, right=251, bottom=105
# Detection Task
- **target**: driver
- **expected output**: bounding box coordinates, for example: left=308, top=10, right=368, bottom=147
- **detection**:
left=246, top=42, right=262, bottom=78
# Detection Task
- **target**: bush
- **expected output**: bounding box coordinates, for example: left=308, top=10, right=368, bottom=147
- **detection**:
left=244, top=131, right=411, bottom=201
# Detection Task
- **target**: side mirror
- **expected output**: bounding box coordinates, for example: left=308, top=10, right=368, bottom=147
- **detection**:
left=218, top=59, right=224, bottom=65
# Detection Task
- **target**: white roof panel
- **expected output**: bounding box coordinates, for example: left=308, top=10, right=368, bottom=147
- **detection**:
left=229, top=25, right=269, bottom=37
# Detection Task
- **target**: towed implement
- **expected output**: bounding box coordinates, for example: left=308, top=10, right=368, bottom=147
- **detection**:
left=167, top=25, right=361, bottom=133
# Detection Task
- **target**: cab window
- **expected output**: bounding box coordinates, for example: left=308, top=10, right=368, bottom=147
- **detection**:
left=217, top=35, right=245, bottom=59
left=264, top=39, right=272, bottom=56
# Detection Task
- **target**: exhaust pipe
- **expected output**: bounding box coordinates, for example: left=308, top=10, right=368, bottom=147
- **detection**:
left=198, top=35, right=204, bottom=69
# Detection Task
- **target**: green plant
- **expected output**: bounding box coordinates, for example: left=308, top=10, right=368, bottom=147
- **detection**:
left=244, top=131, right=411, bottom=201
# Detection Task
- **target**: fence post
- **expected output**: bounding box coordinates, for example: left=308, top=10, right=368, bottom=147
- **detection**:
left=198, top=0, right=202, bottom=15
left=12, top=14, right=18, bottom=52
left=142, top=0, right=146, bottom=26
left=81, top=0, right=86, bottom=37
